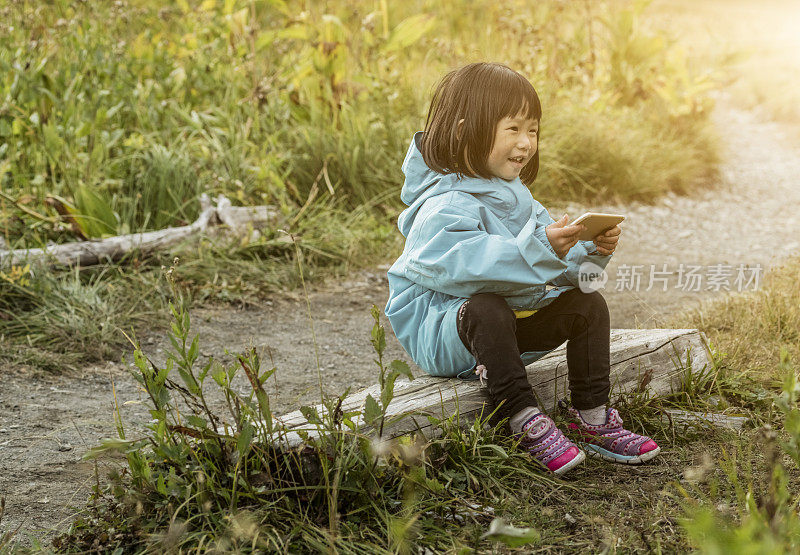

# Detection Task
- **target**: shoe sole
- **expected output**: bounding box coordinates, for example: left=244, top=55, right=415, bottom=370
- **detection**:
left=582, top=443, right=661, bottom=465
left=552, top=448, right=586, bottom=475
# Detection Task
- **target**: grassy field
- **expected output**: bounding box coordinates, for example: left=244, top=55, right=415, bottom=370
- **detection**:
left=4, top=0, right=800, bottom=552
left=0, top=0, right=717, bottom=245
left=32, top=257, right=800, bottom=553
left=0, top=0, right=721, bottom=367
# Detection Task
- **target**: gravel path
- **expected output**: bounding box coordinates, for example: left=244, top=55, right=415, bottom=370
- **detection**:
left=573, top=94, right=800, bottom=328
left=2, top=96, right=799, bottom=544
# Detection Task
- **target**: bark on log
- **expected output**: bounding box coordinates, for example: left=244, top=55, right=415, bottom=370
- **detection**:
left=272, top=328, right=712, bottom=448
left=0, top=195, right=280, bottom=267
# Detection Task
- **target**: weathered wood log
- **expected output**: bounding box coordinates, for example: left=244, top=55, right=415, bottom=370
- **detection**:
left=0, top=195, right=280, bottom=267
left=273, top=328, right=712, bottom=448
left=661, top=408, right=748, bottom=431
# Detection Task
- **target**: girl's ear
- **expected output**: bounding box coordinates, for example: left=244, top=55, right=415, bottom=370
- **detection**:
left=456, top=118, right=465, bottom=140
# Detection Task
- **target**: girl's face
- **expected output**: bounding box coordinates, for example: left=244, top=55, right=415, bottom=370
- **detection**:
left=486, top=114, right=539, bottom=181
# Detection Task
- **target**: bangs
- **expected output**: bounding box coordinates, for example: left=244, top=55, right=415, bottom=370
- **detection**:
left=491, top=69, right=542, bottom=122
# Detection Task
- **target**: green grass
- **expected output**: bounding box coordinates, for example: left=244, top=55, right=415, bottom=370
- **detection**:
left=31, top=258, right=800, bottom=553
left=0, top=0, right=722, bottom=370
left=667, top=257, right=800, bottom=407
left=48, top=288, right=567, bottom=553
left=0, top=0, right=718, bottom=245
left=0, top=200, right=401, bottom=368
left=4, top=2, right=792, bottom=547
left=0, top=263, right=162, bottom=364
left=537, top=97, right=719, bottom=204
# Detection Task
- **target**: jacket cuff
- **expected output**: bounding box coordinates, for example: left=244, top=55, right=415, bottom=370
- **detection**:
left=533, top=224, right=559, bottom=259
left=580, top=240, right=599, bottom=255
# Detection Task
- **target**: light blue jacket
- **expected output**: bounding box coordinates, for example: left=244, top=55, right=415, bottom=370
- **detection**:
left=384, top=133, right=612, bottom=378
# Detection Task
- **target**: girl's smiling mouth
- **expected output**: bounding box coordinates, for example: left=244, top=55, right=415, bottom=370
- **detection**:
left=508, top=155, right=527, bottom=167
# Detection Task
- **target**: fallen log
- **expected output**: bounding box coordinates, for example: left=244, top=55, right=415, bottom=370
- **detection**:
left=661, top=408, right=748, bottom=431
left=0, top=195, right=280, bottom=267
left=273, top=328, right=712, bottom=448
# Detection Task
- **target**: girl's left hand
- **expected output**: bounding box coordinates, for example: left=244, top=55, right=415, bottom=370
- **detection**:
left=593, top=225, right=621, bottom=255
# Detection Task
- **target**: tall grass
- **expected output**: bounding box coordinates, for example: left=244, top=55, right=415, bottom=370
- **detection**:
left=114, top=143, right=204, bottom=231
left=0, top=0, right=721, bottom=367
left=668, top=257, right=800, bottom=401
left=537, top=97, right=719, bottom=203
left=0, top=0, right=718, bottom=248
left=0, top=186, right=399, bottom=364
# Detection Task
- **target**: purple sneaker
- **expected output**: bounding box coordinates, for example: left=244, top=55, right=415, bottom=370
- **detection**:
left=517, top=413, right=585, bottom=476
left=567, top=407, right=661, bottom=464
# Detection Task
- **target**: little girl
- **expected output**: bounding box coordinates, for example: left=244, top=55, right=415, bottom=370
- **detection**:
left=384, top=63, right=660, bottom=475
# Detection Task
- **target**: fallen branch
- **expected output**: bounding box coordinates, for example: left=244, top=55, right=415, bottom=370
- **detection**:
left=0, top=195, right=280, bottom=267
left=214, top=195, right=279, bottom=235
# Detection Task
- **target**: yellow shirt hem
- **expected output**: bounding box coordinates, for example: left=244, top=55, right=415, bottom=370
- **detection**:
left=513, top=309, right=538, bottom=319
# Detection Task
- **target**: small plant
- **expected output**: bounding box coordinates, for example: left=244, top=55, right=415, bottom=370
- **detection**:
left=363, top=304, right=414, bottom=439
left=0, top=264, right=31, bottom=287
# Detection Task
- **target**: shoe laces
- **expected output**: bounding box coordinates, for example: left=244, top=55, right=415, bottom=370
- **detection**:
left=571, top=407, right=651, bottom=456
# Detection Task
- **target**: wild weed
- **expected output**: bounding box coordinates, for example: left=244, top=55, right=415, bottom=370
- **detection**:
left=0, top=262, right=158, bottom=362
left=54, top=264, right=554, bottom=552
left=669, top=257, right=800, bottom=403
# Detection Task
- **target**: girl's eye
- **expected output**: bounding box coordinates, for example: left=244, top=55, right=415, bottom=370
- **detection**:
left=529, top=129, right=538, bottom=135
left=508, top=126, right=518, bottom=131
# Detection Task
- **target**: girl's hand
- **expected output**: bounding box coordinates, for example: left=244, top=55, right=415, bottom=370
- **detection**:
left=545, top=214, right=583, bottom=258
left=592, top=225, right=621, bottom=255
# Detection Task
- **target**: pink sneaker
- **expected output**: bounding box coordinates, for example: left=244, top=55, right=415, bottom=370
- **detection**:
left=517, top=413, right=585, bottom=475
left=567, top=407, right=660, bottom=464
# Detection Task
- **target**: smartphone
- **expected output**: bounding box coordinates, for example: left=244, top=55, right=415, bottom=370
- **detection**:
left=569, top=212, right=625, bottom=241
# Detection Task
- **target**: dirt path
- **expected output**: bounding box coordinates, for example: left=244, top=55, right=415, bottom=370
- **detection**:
left=2, top=97, right=800, bottom=544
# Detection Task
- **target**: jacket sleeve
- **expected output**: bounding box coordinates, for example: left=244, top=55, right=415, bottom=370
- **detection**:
left=402, top=199, right=570, bottom=298
left=529, top=199, right=613, bottom=288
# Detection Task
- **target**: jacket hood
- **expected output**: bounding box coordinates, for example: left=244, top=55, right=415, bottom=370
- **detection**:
left=397, top=132, right=523, bottom=237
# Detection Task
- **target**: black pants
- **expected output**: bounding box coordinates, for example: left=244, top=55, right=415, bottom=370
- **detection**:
left=456, top=289, right=611, bottom=421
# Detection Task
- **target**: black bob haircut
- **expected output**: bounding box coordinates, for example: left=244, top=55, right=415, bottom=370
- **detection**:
left=420, top=62, right=542, bottom=185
